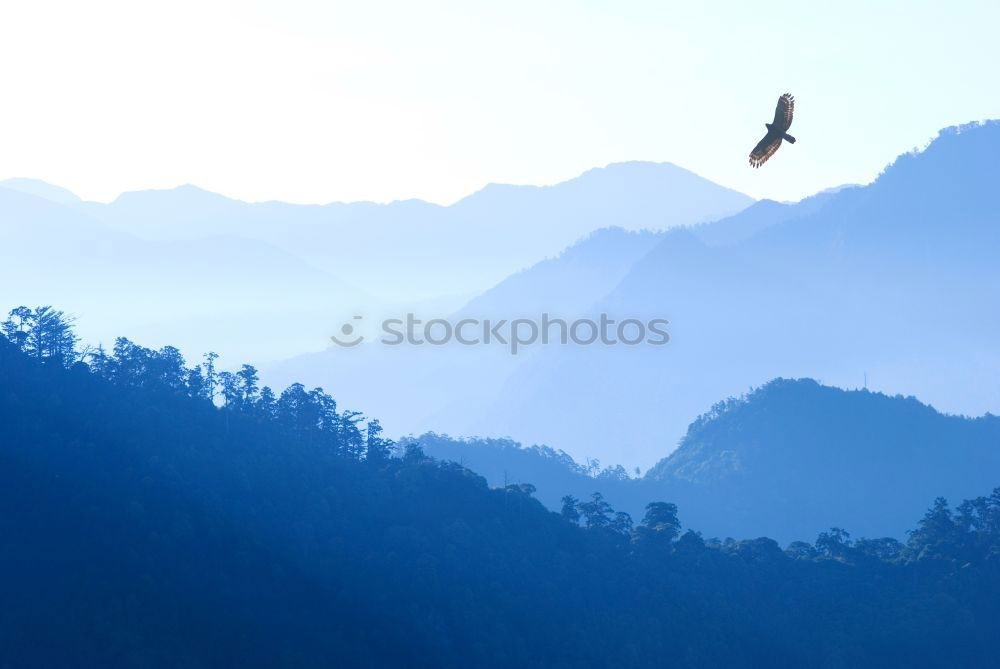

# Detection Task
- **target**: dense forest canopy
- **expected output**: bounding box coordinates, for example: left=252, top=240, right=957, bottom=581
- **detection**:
left=3, top=305, right=1000, bottom=667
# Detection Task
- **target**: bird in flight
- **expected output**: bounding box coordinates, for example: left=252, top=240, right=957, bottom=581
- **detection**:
left=749, top=93, right=796, bottom=168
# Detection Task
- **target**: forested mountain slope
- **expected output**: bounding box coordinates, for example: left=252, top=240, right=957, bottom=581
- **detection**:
left=3, top=312, right=1000, bottom=667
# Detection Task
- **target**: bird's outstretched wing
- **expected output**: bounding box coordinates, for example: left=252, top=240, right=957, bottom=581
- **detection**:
left=749, top=131, right=782, bottom=168
left=772, top=93, right=794, bottom=132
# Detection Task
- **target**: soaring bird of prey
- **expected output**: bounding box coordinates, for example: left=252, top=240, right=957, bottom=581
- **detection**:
left=749, top=93, right=795, bottom=168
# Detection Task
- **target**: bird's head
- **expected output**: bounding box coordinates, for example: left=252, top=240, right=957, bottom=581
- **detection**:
left=765, top=122, right=773, bottom=130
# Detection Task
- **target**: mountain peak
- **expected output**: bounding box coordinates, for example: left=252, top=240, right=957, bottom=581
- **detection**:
left=111, top=183, right=245, bottom=208
left=0, top=178, right=81, bottom=205
left=647, top=377, right=964, bottom=485
left=454, top=160, right=753, bottom=233
left=635, top=377, right=1000, bottom=540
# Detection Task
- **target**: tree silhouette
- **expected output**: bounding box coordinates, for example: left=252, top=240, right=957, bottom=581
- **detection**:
left=639, top=501, right=681, bottom=541
left=560, top=495, right=581, bottom=524
left=579, top=492, right=613, bottom=529
left=2, top=306, right=78, bottom=364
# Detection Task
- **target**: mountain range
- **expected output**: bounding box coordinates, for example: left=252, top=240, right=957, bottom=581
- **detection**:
left=78, top=161, right=751, bottom=302
left=5, top=121, right=999, bottom=468
left=0, top=162, right=751, bottom=363
left=265, top=121, right=1000, bottom=467
left=459, top=121, right=1000, bottom=466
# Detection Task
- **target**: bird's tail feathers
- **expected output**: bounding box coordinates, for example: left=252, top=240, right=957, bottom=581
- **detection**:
left=783, top=133, right=796, bottom=144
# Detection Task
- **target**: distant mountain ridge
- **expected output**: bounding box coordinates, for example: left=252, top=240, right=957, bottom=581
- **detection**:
left=0, top=178, right=82, bottom=205
left=72, top=161, right=753, bottom=301
left=688, top=188, right=846, bottom=247
left=0, top=186, right=365, bottom=362
left=455, top=226, right=664, bottom=319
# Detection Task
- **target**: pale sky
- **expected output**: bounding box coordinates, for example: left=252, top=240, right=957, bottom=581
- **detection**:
left=1, top=0, right=997, bottom=205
